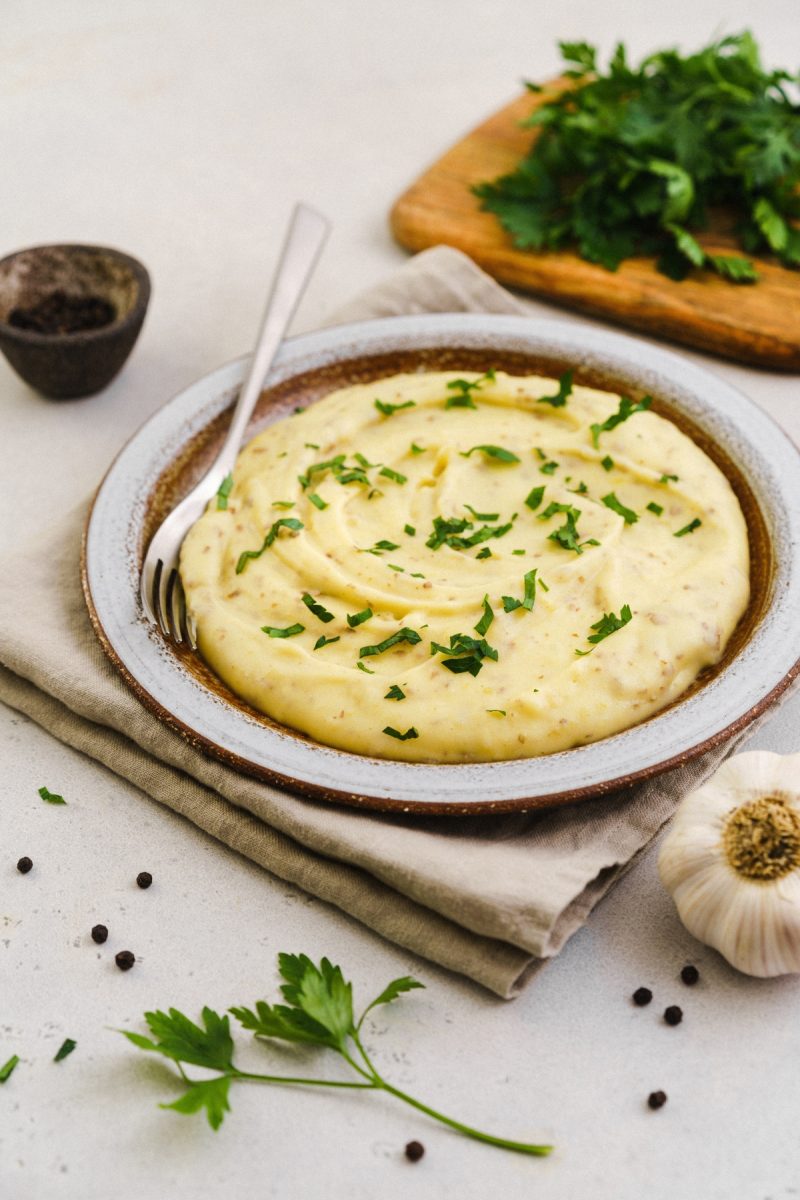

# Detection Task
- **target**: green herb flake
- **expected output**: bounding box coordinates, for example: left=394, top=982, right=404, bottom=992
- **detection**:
left=465, top=504, right=500, bottom=521
left=460, top=445, right=520, bottom=464
left=313, top=635, right=340, bottom=650
left=404, top=524, right=416, bottom=536
left=537, top=370, right=573, bottom=408
left=410, top=571, right=427, bottom=578
left=54, top=1038, right=77, bottom=1063
left=304, top=442, right=320, bottom=450
left=647, top=501, right=664, bottom=516
left=301, top=593, right=335, bottom=624
left=601, top=456, right=614, bottom=471
left=602, top=492, right=639, bottom=525
left=261, top=623, right=305, bottom=639
left=308, top=493, right=328, bottom=511
left=660, top=473, right=679, bottom=484
left=534, top=447, right=547, bottom=461
left=385, top=685, right=406, bottom=700
left=512, top=549, right=526, bottom=556
left=444, top=369, right=496, bottom=409
left=502, top=568, right=542, bottom=613
left=346, top=607, right=374, bottom=628
left=431, top=633, right=498, bottom=677
left=586, top=604, right=633, bottom=646
left=383, top=726, right=419, bottom=741
left=215, top=473, right=234, bottom=510
left=525, top=485, right=545, bottom=511
left=476, top=547, right=492, bottom=559
left=38, top=786, right=66, bottom=805
left=674, top=518, right=702, bottom=537
left=272, top=500, right=295, bottom=509
left=590, top=396, right=652, bottom=447
left=357, top=661, right=375, bottom=674
left=410, top=443, right=425, bottom=455
left=378, top=466, right=407, bottom=485
left=474, top=595, right=495, bottom=636
left=487, top=709, right=507, bottom=716
left=0, top=1055, right=20, bottom=1083
left=426, top=515, right=513, bottom=552
left=236, top=518, right=304, bottom=574
left=360, top=628, right=422, bottom=659
left=569, top=481, right=589, bottom=495
left=375, top=398, right=416, bottom=417
left=539, top=460, right=558, bottom=475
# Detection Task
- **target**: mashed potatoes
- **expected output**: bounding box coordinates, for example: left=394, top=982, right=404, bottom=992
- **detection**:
left=180, top=370, right=749, bottom=762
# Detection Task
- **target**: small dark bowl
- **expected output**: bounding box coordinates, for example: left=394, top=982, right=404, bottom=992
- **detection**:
left=0, top=243, right=150, bottom=399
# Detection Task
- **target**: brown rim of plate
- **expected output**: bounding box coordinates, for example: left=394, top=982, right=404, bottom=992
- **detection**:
left=81, top=343, right=798, bottom=816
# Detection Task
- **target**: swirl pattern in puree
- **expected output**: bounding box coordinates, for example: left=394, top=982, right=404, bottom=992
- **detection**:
left=180, top=370, right=749, bottom=763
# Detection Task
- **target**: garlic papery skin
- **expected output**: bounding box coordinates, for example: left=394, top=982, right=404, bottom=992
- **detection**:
left=658, top=751, right=800, bottom=978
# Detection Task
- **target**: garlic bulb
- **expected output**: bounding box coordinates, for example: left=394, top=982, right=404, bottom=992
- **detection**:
left=658, top=750, right=800, bottom=977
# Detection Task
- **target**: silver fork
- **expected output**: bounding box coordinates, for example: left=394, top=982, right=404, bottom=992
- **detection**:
left=140, top=203, right=330, bottom=645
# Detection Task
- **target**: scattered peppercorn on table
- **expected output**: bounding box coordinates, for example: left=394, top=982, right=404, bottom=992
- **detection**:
left=3, top=4, right=800, bottom=1200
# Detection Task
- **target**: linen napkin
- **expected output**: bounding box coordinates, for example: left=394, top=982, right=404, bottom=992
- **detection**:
left=1, top=246, right=793, bottom=998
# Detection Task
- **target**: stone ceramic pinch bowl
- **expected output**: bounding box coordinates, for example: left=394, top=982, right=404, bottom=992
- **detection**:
left=0, top=242, right=150, bottom=399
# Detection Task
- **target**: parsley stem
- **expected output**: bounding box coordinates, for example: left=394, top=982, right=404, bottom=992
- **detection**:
left=229, top=1070, right=374, bottom=1090
left=351, top=1032, right=551, bottom=1157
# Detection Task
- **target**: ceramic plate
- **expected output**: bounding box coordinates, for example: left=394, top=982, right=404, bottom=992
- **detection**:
left=82, top=315, right=800, bottom=814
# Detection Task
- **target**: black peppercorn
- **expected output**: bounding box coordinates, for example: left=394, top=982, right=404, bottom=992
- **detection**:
left=648, top=1090, right=667, bottom=1110
left=405, top=1140, right=425, bottom=1162
left=91, top=924, right=109, bottom=944
left=115, top=950, right=136, bottom=971
left=680, top=964, right=699, bottom=986
left=664, top=1005, right=683, bottom=1026
left=632, top=986, right=653, bottom=1006
left=16, top=856, right=33, bottom=874
left=136, top=872, right=153, bottom=889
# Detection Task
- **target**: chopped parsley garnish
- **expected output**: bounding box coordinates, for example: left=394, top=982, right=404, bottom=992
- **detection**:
left=474, top=595, right=495, bottom=636
left=346, top=607, right=374, bottom=628
left=305, top=442, right=320, bottom=450
left=378, top=466, right=407, bottom=485
left=525, top=485, right=545, bottom=511
left=354, top=453, right=376, bottom=469
left=476, top=547, right=492, bottom=559
left=501, top=568, right=542, bottom=612
left=546, top=507, right=584, bottom=554
left=236, top=518, right=304, bottom=573
left=465, top=504, right=500, bottom=521
left=410, top=571, right=427, bottom=578
left=308, top=492, right=328, bottom=510
left=298, top=455, right=346, bottom=490
left=54, top=1038, right=77, bottom=1063
left=534, top=447, right=547, bottom=461
left=647, top=501, right=664, bottom=516
left=674, top=518, right=702, bottom=537
left=272, top=500, right=295, bottom=509
left=487, top=709, right=506, bottom=716
left=383, top=725, right=419, bottom=740
left=601, top=456, right=614, bottom=471
left=602, top=492, right=639, bottom=525
left=261, top=623, right=305, bottom=638
left=301, top=593, right=335, bottom=623
left=38, top=786, right=66, bottom=805
left=359, top=539, right=400, bottom=556
left=460, top=445, right=520, bottom=464
left=431, top=633, right=498, bottom=677
left=337, top=468, right=370, bottom=486
left=410, top=443, right=425, bottom=454
left=585, top=604, right=634, bottom=647
left=539, top=460, right=558, bottom=475
left=426, top=514, right=513, bottom=551
left=569, top=481, right=589, bottom=495
left=590, top=395, right=652, bottom=447
left=0, top=1055, right=20, bottom=1083
left=445, top=369, right=495, bottom=409
left=360, top=628, right=422, bottom=658
left=357, top=661, right=375, bottom=674
left=387, top=564, right=405, bottom=572
left=404, top=524, right=416, bottom=536
left=375, top=398, right=416, bottom=416
left=313, top=635, right=340, bottom=650
left=660, top=472, right=679, bottom=484
left=512, top=549, right=526, bottom=556
left=215, top=473, right=234, bottom=510
left=537, top=370, right=573, bottom=408
left=385, top=685, right=406, bottom=700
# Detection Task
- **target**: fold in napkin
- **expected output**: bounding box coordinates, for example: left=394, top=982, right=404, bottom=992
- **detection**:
left=1, top=246, right=792, bottom=998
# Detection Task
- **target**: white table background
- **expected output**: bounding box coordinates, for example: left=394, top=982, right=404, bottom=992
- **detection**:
left=2, top=4, right=799, bottom=1198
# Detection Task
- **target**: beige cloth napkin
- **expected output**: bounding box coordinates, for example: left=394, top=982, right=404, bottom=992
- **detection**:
left=1, top=246, right=792, bottom=998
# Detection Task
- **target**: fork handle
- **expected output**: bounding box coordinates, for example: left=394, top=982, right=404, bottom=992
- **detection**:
left=216, top=202, right=330, bottom=475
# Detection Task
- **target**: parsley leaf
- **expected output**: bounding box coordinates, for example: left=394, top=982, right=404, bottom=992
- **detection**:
left=460, top=445, right=520, bottom=464
left=537, top=370, right=573, bottom=408
left=314, top=635, right=340, bottom=650
left=378, top=466, right=407, bottom=485
left=38, top=786, right=66, bottom=805
left=301, top=593, right=335, bottom=623
left=431, top=633, right=498, bottom=677
left=601, top=456, right=614, bottom=471
left=501, top=568, right=543, bottom=613
left=359, top=629, right=422, bottom=658
left=347, top=607, right=373, bottom=628
left=261, top=623, right=305, bottom=639
left=426, top=514, right=513, bottom=551
left=588, top=604, right=633, bottom=644
left=215, top=473, right=233, bottom=510
left=54, top=1038, right=77, bottom=1063
left=590, top=396, right=652, bottom=447
left=445, top=369, right=496, bottom=408
left=0, top=1055, right=20, bottom=1083
left=525, top=485, right=545, bottom=511
left=384, top=684, right=406, bottom=700
left=647, top=501, right=664, bottom=516
left=602, top=492, right=639, bottom=525
left=383, top=726, right=419, bottom=741
left=675, top=518, right=702, bottom=537
left=375, top=398, right=416, bottom=416
left=465, top=504, right=500, bottom=521
left=162, top=1078, right=231, bottom=1131
left=474, top=595, right=495, bottom=636
left=308, top=492, right=328, bottom=510
left=236, top=518, right=304, bottom=573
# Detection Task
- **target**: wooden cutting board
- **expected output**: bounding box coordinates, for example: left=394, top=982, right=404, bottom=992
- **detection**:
left=390, top=89, right=800, bottom=371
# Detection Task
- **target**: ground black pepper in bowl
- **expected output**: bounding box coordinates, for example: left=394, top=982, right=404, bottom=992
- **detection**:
left=9, top=290, right=116, bottom=335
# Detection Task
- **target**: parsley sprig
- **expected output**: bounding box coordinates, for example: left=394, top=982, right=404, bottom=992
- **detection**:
left=121, top=953, right=551, bottom=1152
left=474, top=33, right=800, bottom=282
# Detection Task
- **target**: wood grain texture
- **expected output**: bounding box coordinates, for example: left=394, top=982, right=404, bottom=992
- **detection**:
left=390, top=89, right=800, bottom=370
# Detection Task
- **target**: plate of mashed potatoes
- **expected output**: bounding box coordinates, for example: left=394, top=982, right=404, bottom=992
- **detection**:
left=83, top=315, right=800, bottom=813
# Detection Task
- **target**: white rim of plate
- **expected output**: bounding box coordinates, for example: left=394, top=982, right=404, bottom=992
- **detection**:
left=84, top=315, right=800, bottom=812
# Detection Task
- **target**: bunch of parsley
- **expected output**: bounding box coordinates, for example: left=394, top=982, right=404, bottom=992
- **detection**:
left=474, top=32, right=800, bottom=282
left=122, top=951, right=551, bottom=1155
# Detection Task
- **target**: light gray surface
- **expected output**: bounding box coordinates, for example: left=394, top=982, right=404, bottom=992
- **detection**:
left=2, top=4, right=799, bottom=1198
